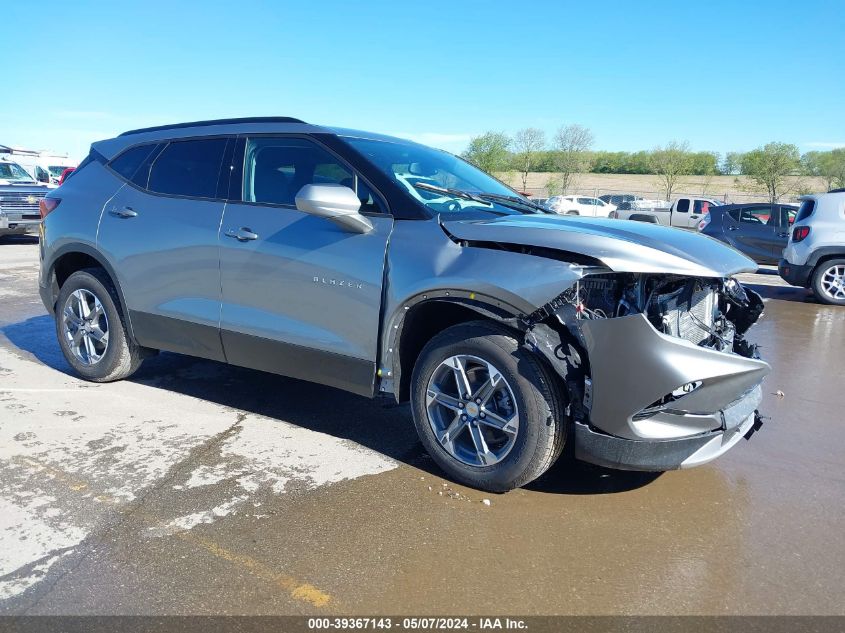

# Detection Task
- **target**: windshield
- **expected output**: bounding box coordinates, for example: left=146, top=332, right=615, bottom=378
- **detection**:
left=0, top=162, right=35, bottom=182
left=343, top=137, right=539, bottom=215
left=48, top=165, right=70, bottom=177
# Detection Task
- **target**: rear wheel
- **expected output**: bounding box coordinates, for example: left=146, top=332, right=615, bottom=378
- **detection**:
left=566, top=210, right=579, bottom=215
left=410, top=321, right=566, bottom=492
left=56, top=268, right=144, bottom=381
left=812, top=259, right=845, bottom=306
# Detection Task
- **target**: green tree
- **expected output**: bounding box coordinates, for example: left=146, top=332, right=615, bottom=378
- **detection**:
left=740, top=142, right=802, bottom=203
left=553, top=124, right=593, bottom=193
left=804, top=149, right=845, bottom=191
left=721, top=152, right=744, bottom=175
left=462, top=132, right=511, bottom=174
left=650, top=141, right=692, bottom=200
left=512, top=128, right=546, bottom=191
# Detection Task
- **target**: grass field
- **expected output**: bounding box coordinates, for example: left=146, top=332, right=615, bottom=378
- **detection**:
left=499, top=172, right=825, bottom=204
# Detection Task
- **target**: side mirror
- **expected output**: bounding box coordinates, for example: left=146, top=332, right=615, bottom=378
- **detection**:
left=295, top=184, right=373, bottom=233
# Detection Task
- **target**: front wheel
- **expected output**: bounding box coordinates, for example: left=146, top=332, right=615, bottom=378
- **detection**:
left=410, top=321, right=566, bottom=492
left=812, top=259, right=845, bottom=305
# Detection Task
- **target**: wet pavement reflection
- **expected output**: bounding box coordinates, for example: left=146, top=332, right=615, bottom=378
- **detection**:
left=1, top=248, right=843, bottom=615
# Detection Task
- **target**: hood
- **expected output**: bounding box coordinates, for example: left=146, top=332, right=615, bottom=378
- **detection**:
left=0, top=182, right=49, bottom=191
left=441, top=214, right=756, bottom=278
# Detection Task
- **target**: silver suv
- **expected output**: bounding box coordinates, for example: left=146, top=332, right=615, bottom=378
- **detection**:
left=39, top=117, right=770, bottom=491
left=779, top=190, right=845, bottom=305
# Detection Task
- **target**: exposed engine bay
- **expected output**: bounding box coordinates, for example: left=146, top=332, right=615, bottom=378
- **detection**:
left=527, top=272, right=764, bottom=360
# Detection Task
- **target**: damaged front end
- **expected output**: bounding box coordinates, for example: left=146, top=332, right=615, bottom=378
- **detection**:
left=524, top=271, right=770, bottom=471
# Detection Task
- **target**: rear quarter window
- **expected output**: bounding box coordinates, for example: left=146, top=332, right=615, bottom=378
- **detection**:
left=109, top=144, right=160, bottom=182
left=147, top=138, right=227, bottom=198
left=795, top=199, right=816, bottom=223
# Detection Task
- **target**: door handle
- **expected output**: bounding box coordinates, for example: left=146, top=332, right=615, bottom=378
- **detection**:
left=109, top=207, right=138, bottom=219
left=778, top=232, right=789, bottom=238
left=728, top=226, right=739, bottom=231
left=225, top=227, right=259, bottom=242
left=690, top=214, right=699, bottom=219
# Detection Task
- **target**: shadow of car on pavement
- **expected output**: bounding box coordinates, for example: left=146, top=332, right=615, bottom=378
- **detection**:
left=2, top=313, right=659, bottom=495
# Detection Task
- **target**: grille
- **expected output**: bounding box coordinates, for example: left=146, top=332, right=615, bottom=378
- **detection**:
left=0, top=191, right=46, bottom=213
left=651, top=286, right=716, bottom=345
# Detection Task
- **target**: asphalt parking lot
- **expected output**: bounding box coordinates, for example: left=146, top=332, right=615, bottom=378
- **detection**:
left=1, top=237, right=844, bottom=616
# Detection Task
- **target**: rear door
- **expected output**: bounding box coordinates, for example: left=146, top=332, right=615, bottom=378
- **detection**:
left=218, top=135, right=393, bottom=396
left=671, top=198, right=691, bottom=227
left=97, top=137, right=230, bottom=360
left=722, top=205, right=779, bottom=264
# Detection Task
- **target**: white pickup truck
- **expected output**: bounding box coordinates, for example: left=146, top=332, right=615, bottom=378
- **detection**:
left=609, top=196, right=722, bottom=229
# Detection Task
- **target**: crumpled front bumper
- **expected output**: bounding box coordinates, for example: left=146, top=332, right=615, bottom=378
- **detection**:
left=574, top=385, right=763, bottom=471
left=573, top=312, right=770, bottom=470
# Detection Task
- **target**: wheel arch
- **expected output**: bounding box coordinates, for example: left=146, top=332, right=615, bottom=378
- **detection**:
left=45, top=243, right=136, bottom=341
left=809, top=248, right=845, bottom=269
left=386, top=290, right=585, bottom=407
left=388, top=294, right=524, bottom=403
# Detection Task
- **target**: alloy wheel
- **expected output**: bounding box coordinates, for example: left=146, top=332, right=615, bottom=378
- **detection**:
left=820, top=264, right=845, bottom=302
left=425, top=354, right=519, bottom=467
left=61, top=289, right=110, bottom=365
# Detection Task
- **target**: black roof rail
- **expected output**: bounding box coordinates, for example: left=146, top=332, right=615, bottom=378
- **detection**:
left=119, top=116, right=307, bottom=137
left=828, top=188, right=845, bottom=193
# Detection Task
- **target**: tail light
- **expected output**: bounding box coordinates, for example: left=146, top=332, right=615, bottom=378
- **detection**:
left=609, top=210, right=618, bottom=219
left=39, top=198, right=61, bottom=219
left=792, top=225, right=810, bottom=242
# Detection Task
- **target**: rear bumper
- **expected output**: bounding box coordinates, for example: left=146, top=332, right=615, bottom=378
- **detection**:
left=574, top=385, right=763, bottom=471
left=778, top=258, right=813, bottom=288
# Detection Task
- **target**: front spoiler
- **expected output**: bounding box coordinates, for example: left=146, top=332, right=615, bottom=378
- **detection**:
left=574, top=385, right=763, bottom=471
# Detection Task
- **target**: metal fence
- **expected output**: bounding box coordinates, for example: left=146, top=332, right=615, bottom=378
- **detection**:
left=518, top=185, right=805, bottom=206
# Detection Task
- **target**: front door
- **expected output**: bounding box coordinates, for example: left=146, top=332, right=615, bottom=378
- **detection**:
left=97, top=137, right=230, bottom=360
left=218, top=135, right=393, bottom=396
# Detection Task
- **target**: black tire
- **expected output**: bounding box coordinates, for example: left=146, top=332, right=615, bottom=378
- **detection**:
left=410, top=321, right=567, bottom=492
left=566, top=210, right=579, bottom=215
left=55, top=268, right=144, bottom=381
left=811, top=258, right=845, bottom=306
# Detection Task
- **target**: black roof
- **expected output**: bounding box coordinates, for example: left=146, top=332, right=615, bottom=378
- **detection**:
left=119, top=117, right=306, bottom=137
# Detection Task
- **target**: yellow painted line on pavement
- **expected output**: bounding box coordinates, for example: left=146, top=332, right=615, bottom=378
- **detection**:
left=180, top=533, right=333, bottom=608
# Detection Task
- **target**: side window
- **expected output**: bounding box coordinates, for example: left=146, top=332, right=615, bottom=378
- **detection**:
left=739, top=207, right=770, bottom=224
left=693, top=200, right=713, bottom=213
left=109, top=144, right=160, bottom=183
left=148, top=138, right=227, bottom=198
left=242, top=137, right=352, bottom=207
left=795, top=199, right=815, bottom=223
left=577, top=197, right=593, bottom=205
left=676, top=199, right=690, bottom=213
left=782, top=207, right=797, bottom=226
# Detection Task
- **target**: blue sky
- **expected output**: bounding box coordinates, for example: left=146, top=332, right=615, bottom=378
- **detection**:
left=5, top=0, right=844, bottom=160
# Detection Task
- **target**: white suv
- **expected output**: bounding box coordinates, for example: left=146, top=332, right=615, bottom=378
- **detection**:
left=779, top=190, right=845, bottom=305
left=546, top=195, right=615, bottom=217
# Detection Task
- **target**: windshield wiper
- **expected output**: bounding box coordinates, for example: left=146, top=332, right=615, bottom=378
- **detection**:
left=412, top=182, right=491, bottom=205
left=412, top=182, right=545, bottom=215
left=474, top=192, right=547, bottom=214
